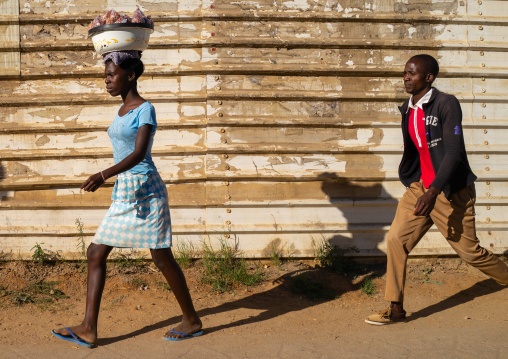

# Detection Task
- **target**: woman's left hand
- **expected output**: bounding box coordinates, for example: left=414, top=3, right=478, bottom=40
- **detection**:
left=81, top=173, right=105, bottom=192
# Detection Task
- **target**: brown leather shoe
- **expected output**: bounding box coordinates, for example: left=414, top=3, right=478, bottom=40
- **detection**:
left=365, top=307, right=407, bottom=325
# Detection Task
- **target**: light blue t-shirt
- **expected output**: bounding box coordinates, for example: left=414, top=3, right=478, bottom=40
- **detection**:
left=107, top=101, right=157, bottom=174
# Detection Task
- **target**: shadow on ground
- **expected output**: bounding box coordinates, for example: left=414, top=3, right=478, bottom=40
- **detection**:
left=408, top=278, right=506, bottom=321
left=96, top=269, right=506, bottom=347
left=96, top=265, right=377, bottom=346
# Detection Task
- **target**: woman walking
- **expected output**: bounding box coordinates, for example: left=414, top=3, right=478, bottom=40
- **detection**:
left=52, top=51, right=202, bottom=347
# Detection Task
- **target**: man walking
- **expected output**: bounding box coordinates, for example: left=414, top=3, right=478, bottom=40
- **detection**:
left=365, top=54, right=508, bottom=325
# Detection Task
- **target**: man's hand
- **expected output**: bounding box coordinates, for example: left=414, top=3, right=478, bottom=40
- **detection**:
left=414, top=186, right=439, bottom=216
left=81, top=173, right=105, bottom=192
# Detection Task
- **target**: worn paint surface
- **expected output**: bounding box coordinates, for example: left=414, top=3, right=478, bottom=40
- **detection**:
left=1, top=0, right=508, bottom=258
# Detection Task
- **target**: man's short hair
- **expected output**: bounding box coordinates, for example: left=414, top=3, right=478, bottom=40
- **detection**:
left=409, top=54, right=439, bottom=78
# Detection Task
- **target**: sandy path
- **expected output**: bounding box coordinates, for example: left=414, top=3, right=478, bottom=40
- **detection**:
left=0, top=259, right=507, bottom=358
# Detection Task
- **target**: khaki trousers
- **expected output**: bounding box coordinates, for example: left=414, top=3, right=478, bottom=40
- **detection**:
left=385, top=181, right=508, bottom=302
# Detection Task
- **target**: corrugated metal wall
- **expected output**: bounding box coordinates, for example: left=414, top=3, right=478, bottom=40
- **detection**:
left=1, top=0, right=507, bottom=258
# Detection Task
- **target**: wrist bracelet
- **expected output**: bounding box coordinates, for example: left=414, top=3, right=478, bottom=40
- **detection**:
left=100, top=171, right=106, bottom=181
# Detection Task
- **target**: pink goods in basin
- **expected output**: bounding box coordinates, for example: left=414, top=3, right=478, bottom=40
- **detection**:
left=88, top=23, right=154, bottom=55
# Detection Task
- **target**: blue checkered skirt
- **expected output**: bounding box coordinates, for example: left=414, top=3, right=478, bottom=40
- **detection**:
left=92, top=171, right=172, bottom=249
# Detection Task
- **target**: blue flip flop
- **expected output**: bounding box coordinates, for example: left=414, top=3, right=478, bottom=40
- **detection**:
left=163, top=328, right=204, bottom=341
left=51, top=327, right=95, bottom=348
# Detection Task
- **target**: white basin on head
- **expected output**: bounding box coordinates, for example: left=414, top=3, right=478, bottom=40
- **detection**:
left=88, top=23, right=154, bottom=55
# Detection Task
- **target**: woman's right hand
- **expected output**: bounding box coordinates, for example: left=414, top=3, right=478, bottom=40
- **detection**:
left=81, top=173, right=105, bottom=192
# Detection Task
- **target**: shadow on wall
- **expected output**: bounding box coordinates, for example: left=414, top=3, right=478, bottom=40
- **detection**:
left=0, top=162, right=4, bottom=181
left=318, top=172, right=397, bottom=257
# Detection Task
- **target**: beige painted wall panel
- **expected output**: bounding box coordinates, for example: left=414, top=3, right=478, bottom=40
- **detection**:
left=467, top=24, right=508, bottom=48
left=0, top=2, right=19, bottom=76
left=0, top=129, right=206, bottom=155
left=0, top=51, right=20, bottom=77
left=203, top=48, right=508, bottom=76
left=0, top=76, right=206, bottom=104
left=2, top=204, right=506, bottom=237
left=20, top=23, right=91, bottom=49
left=19, top=0, right=202, bottom=17
left=470, top=154, right=507, bottom=179
left=213, top=204, right=506, bottom=228
left=207, top=100, right=508, bottom=127
left=1, top=180, right=505, bottom=209
left=0, top=155, right=206, bottom=189
left=202, top=0, right=467, bottom=18
left=467, top=1, right=508, bottom=17
left=203, top=21, right=474, bottom=47
left=21, top=47, right=504, bottom=78
left=0, top=24, right=19, bottom=49
left=206, top=126, right=508, bottom=153
left=204, top=205, right=396, bottom=232
left=20, top=48, right=204, bottom=76
left=0, top=182, right=208, bottom=207
left=207, top=153, right=392, bottom=180
left=205, top=153, right=507, bottom=181
left=206, top=126, right=391, bottom=152
left=4, top=76, right=495, bottom=107
left=1, top=103, right=206, bottom=132
left=20, top=21, right=203, bottom=51
left=201, top=180, right=508, bottom=204
left=471, top=102, right=508, bottom=126
left=207, top=100, right=401, bottom=126
left=473, top=78, right=508, bottom=98
left=207, top=75, right=478, bottom=101
left=0, top=0, right=18, bottom=16
left=0, top=207, right=207, bottom=234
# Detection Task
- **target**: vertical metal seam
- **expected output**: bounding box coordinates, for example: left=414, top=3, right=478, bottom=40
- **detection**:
left=203, top=6, right=209, bottom=238
left=16, top=0, right=21, bottom=79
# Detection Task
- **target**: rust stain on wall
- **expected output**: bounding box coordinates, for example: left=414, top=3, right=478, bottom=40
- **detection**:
left=394, top=1, right=458, bottom=15
left=73, top=133, right=98, bottom=143
left=10, top=162, right=40, bottom=177
left=35, top=135, right=50, bottom=146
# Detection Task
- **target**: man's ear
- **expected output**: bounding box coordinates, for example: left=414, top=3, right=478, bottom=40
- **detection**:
left=426, top=73, right=435, bottom=84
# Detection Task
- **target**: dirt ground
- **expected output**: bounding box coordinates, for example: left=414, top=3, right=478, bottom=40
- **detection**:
left=0, top=256, right=507, bottom=359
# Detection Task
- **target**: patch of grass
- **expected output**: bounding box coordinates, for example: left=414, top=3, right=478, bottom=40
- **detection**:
left=312, top=238, right=361, bottom=277
left=270, top=242, right=282, bottom=268
left=11, top=292, right=34, bottom=306
left=75, top=218, right=87, bottom=262
left=108, top=294, right=127, bottom=309
left=201, top=236, right=264, bottom=292
left=16, top=249, right=23, bottom=261
left=113, top=250, right=146, bottom=269
left=28, top=281, right=69, bottom=301
left=361, top=277, right=376, bottom=296
left=174, top=239, right=194, bottom=268
left=288, top=272, right=335, bottom=301
left=422, top=267, right=443, bottom=285
left=6, top=281, right=69, bottom=307
left=269, top=241, right=295, bottom=269
left=0, top=250, right=12, bottom=262
left=31, top=242, right=47, bottom=265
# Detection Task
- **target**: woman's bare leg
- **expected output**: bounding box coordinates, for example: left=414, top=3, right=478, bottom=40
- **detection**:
left=150, top=247, right=202, bottom=338
left=53, top=243, right=113, bottom=343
